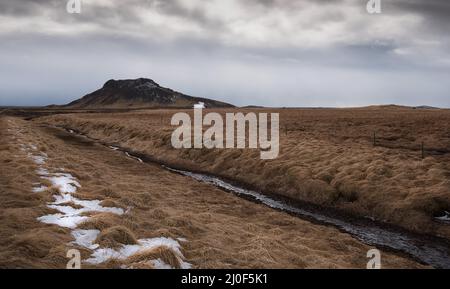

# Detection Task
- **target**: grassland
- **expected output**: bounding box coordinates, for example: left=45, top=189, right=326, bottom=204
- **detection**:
left=38, top=106, right=450, bottom=241
left=1, top=115, right=424, bottom=268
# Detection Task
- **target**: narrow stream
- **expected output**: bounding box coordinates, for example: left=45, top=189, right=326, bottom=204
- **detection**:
left=60, top=126, right=450, bottom=268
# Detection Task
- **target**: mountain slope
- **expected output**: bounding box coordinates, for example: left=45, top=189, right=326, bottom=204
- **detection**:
left=65, top=78, right=233, bottom=108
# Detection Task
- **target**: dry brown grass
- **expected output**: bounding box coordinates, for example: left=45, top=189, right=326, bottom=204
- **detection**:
left=37, top=107, right=450, bottom=240
left=96, top=226, right=138, bottom=248
left=0, top=117, right=73, bottom=268
left=77, top=213, right=124, bottom=231
left=58, top=201, right=85, bottom=210
left=99, top=199, right=124, bottom=209
left=0, top=115, right=427, bottom=268
left=125, top=246, right=181, bottom=269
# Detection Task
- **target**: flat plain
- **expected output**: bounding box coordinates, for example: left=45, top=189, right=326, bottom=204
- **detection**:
left=2, top=106, right=450, bottom=268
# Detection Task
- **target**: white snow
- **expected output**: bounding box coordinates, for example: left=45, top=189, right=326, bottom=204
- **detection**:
left=72, top=229, right=100, bottom=250
left=70, top=227, right=191, bottom=269
left=82, top=236, right=191, bottom=269
left=34, top=161, right=124, bottom=229
left=73, top=199, right=124, bottom=215
left=44, top=173, right=80, bottom=193
left=49, top=204, right=83, bottom=215
left=39, top=192, right=124, bottom=229
left=52, top=193, right=75, bottom=204
left=48, top=198, right=124, bottom=215
left=38, top=213, right=89, bottom=229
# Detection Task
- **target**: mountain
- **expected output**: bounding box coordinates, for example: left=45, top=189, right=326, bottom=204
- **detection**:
left=64, top=78, right=234, bottom=109
left=414, top=105, right=439, bottom=110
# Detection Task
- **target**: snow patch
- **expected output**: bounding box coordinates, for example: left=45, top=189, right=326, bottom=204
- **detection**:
left=72, top=229, right=100, bottom=250
left=44, top=173, right=80, bottom=194
left=78, top=234, right=191, bottom=269
left=52, top=193, right=75, bottom=204
left=38, top=214, right=89, bottom=229
left=48, top=198, right=124, bottom=216
left=40, top=193, right=124, bottom=229
left=72, top=227, right=191, bottom=269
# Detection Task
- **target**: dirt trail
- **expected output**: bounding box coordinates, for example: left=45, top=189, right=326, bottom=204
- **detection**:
left=0, top=116, right=425, bottom=268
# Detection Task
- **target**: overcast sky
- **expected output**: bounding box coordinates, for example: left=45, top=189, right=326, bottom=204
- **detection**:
left=1, top=0, right=449, bottom=107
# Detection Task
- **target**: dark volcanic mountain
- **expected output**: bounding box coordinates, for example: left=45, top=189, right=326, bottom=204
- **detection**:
left=65, top=78, right=233, bottom=108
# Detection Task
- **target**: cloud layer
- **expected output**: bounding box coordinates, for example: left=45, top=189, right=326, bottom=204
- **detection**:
left=1, top=0, right=449, bottom=107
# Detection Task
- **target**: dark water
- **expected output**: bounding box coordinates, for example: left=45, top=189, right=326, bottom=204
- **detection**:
left=61, top=126, right=450, bottom=268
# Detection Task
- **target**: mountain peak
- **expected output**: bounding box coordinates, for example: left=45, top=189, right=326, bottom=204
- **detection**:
left=65, top=78, right=234, bottom=109
left=103, top=78, right=160, bottom=90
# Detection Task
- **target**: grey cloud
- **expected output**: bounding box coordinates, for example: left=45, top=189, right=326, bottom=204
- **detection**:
left=0, top=0, right=449, bottom=107
left=392, top=0, right=450, bottom=24
left=0, top=0, right=60, bottom=16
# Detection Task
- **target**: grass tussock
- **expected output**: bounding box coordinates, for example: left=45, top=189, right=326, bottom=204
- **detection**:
left=125, top=246, right=181, bottom=269
left=58, top=201, right=85, bottom=210
left=77, top=213, right=124, bottom=230
left=95, top=226, right=138, bottom=248
left=99, top=199, right=123, bottom=209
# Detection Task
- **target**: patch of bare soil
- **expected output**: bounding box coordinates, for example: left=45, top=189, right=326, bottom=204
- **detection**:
left=0, top=116, right=424, bottom=268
